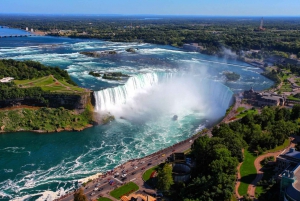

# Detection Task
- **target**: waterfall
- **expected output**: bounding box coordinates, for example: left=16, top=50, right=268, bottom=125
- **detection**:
left=94, top=72, right=234, bottom=113
left=201, top=79, right=234, bottom=111
left=94, top=73, right=162, bottom=111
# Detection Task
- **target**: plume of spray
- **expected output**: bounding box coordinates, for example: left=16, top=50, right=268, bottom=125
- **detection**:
left=95, top=63, right=233, bottom=125
left=220, top=46, right=238, bottom=59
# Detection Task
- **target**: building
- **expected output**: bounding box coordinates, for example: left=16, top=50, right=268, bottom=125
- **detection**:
left=169, top=153, right=191, bottom=183
left=243, top=87, right=286, bottom=106
left=277, top=148, right=300, bottom=201
left=0, top=77, right=14, bottom=83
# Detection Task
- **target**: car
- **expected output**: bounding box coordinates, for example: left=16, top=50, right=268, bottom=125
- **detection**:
left=141, top=167, right=145, bottom=170
left=131, top=172, right=135, bottom=175
left=94, top=187, right=98, bottom=191
left=95, top=183, right=100, bottom=187
left=121, top=174, right=127, bottom=178
left=90, top=192, right=95, bottom=196
left=134, top=166, right=138, bottom=169
left=147, top=162, right=152, bottom=166
left=98, top=187, right=103, bottom=191
left=141, top=161, right=145, bottom=164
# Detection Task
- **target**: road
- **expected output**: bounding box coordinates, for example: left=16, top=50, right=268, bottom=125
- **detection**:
left=247, top=139, right=295, bottom=200
left=57, top=133, right=197, bottom=201
left=56, top=94, right=242, bottom=201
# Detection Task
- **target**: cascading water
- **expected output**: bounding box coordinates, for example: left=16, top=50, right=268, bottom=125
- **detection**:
left=94, top=72, right=175, bottom=111
left=93, top=72, right=234, bottom=118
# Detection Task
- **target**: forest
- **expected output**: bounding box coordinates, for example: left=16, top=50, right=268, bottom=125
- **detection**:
left=0, top=59, right=77, bottom=85
left=173, top=105, right=299, bottom=201
left=0, top=59, right=80, bottom=104
left=1, top=15, right=300, bottom=57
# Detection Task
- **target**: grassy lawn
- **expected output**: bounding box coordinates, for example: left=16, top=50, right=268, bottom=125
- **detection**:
left=110, top=182, right=139, bottom=199
left=235, top=109, right=258, bottom=119
left=97, top=198, right=112, bottom=201
left=142, top=166, right=159, bottom=181
left=237, top=107, right=245, bottom=113
left=238, top=150, right=257, bottom=196
left=14, top=75, right=85, bottom=93
left=265, top=139, right=290, bottom=153
left=287, top=95, right=300, bottom=101
left=231, top=194, right=238, bottom=201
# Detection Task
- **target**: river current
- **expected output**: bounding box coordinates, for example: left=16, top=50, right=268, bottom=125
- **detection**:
left=0, top=31, right=273, bottom=200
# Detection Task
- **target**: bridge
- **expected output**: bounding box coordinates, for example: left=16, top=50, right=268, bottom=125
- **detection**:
left=0, top=34, right=33, bottom=38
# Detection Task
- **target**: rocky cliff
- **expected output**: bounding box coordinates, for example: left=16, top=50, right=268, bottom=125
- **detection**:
left=0, top=92, right=94, bottom=113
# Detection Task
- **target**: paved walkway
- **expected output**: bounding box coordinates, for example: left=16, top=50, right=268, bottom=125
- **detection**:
left=247, top=139, right=295, bottom=200
left=234, top=149, right=244, bottom=200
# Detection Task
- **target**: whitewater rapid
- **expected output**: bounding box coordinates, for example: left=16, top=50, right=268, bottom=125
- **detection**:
left=0, top=34, right=273, bottom=201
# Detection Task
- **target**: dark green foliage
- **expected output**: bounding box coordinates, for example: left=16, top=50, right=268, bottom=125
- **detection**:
left=231, top=106, right=297, bottom=151
left=291, top=104, right=300, bottom=120
left=223, top=71, right=240, bottom=81
left=89, top=71, right=101, bottom=77
left=0, top=106, right=93, bottom=132
left=102, top=72, right=129, bottom=80
left=182, top=135, right=238, bottom=201
left=260, top=156, right=275, bottom=166
left=0, top=82, right=46, bottom=102
left=157, top=163, right=174, bottom=192
left=74, top=188, right=88, bottom=201
left=0, top=59, right=77, bottom=86
left=261, top=71, right=281, bottom=87
left=3, top=16, right=300, bottom=56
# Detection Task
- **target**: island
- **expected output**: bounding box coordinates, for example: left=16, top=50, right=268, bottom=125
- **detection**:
left=126, top=48, right=136, bottom=53
left=80, top=50, right=117, bottom=58
left=223, top=71, right=240, bottom=81
left=89, top=71, right=129, bottom=80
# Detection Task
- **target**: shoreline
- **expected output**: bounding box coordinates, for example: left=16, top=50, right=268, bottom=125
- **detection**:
left=0, top=124, right=94, bottom=134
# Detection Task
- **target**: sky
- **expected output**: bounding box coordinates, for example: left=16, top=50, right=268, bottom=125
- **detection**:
left=1, top=0, right=300, bottom=16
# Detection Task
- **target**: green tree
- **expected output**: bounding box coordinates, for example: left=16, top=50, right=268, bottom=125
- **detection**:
left=291, top=104, right=300, bottom=120
left=157, top=163, right=174, bottom=192
left=74, top=188, right=88, bottom=201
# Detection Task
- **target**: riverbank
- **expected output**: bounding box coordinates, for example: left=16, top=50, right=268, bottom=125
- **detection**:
left=0, top=105, right=95, bottom=133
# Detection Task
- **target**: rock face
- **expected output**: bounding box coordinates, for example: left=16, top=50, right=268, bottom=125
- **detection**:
left=0, top=92, right=93, bottom=113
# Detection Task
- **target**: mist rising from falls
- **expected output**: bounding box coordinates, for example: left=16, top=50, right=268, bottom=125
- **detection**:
left=94, top=72, right=233, bottom=123
left=94, top=72, right=174, bottom=111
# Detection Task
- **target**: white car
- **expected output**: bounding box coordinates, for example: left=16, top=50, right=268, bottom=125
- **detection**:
left=121, top=174, right=127, bottom=178
left=94, top=187, right=98, bottom=191
left=134, top=166, right=138, bottom=169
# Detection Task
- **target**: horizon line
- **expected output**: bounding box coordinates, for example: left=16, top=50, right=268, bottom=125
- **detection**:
left=0, top=13, right=300, bottom=18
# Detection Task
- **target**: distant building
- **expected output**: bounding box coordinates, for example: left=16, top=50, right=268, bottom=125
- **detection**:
left=0, top=77, right=14, bottom=83
left=264, top=56, right=300, bottom=66
left=277, top=148, right=300, bottom=201
left=243, top=87, right=286, bottom=106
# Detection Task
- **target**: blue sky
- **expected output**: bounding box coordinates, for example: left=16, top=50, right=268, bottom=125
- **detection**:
left=1, top=0, right=299, bottom=16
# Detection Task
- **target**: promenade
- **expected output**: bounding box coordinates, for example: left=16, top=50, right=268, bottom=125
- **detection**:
left=56, top=131, right=202, bottom=201
left=55, top=96, right=240, bottom=201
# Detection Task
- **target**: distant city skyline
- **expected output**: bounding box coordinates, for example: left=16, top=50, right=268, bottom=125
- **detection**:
left=1, top=0, right=300, bottom=16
